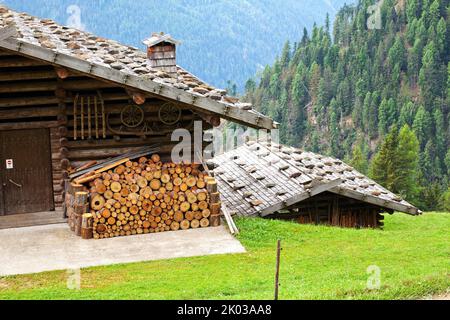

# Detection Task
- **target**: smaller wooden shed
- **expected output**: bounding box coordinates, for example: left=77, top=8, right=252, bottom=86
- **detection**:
left=209, top=141, right=420, bottom=228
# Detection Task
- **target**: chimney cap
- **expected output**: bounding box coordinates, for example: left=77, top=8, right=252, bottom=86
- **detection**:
left=143, top=32, right=181, bottom=47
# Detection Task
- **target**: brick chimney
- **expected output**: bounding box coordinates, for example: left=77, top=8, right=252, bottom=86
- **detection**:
left=143, top=32, right=180, bottom=76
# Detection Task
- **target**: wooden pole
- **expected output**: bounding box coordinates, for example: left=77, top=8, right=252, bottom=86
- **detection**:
left=94, top=95, right=99, bottom=139
left=274, top=239, right=281, bottom=300
left=80, top=96, right=84, bottom=140
left=87, top=96, right=92, bottom=139
left=73, top=94, right=78, bottom=140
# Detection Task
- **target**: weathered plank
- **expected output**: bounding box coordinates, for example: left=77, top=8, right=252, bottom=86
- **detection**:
left=329, top=187, right=420, bottom=215
left=0, top=106, right=60, bottom=120
left=259, top=179, right=343, bottom=217
left=0, top=69, right=57, bottom=81
left=0, top=79, right=116, bottom=93
left=0, top=120, right=61, bottom=130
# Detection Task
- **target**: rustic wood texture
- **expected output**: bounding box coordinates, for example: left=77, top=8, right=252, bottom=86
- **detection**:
left=270, top=192, right=386, bottom=229
left=0, top=8, right=276, bottom=130
left=65, top=154, right=213, bottom=239
left=211, top=141, right=420, bottom=221
left=0, top=128, right=54, bottom=215
left=0, top=52, right=212, bottom=217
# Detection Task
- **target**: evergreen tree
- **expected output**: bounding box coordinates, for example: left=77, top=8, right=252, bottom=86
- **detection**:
left=369, top=125, right=399, bottom=189
left=378, top=98, right=389, bottom=135
left=388, top=35, right=406, bottom=70
left=369, top=125, right=420, bottom=202
left=419, top=41, right=444, bottom=107
left=440, top=188, right=450, bottom=211
left=280, top=41, right=292, bottom=68
left=349, top=143, right=368, bottom=174
left=406, top=0, right=419, bottom=23
left=435, top=18, right=447, bottom=58
left=399, top=101, right=416, bottom=127
left=407, top=38, right=422, bottom=85
left=412, top=105, right=432, bottom=148
left=329, top=98, right=341, bottom=157
left=445, top=149, right=450, bottom=176
left=395, top=125, right=420, bottom=202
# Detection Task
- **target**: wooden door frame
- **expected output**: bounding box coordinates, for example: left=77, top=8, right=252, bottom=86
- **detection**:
left=0, top=130, right=6, bottom=217
left=0, top=130, right=6, bottom=216
left=0, top=128, right=55, bottom=215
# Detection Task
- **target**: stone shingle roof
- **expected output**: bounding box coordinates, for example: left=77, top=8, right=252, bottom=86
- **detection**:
left=0, top=6, right=275, bottom=129
left=210, top=141, right=420, bottom=217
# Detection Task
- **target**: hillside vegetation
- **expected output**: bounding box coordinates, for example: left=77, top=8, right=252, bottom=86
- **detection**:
left=0, top=213, right=448, bottom=299
left=2, top=0, right=352, bottom=89
left=244, top=0, right=450, bottom=210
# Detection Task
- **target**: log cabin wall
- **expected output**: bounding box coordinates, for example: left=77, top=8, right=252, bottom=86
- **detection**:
left=269, top=192, right=387, bottom=228
left=66, top=92, right=211, bottom=167
left=0, top=50, right=66, bottom=210
left=0, top=49, right=211, bottom=212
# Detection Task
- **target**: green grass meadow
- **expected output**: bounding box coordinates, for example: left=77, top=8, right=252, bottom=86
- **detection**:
left=0, top=212, right=449, bottom=300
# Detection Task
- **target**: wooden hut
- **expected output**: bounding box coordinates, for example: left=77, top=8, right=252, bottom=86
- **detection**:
left=0, top=6, right=276, bottom=228
left=209, top=141, right=420, bottom=228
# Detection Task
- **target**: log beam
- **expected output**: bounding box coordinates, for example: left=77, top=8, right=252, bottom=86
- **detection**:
left=0, top=56, right=49, bottom=68
left=0, top=120, right=62, bottom=130
left=126, top=89, right=147, bottom=105
left=0, top=69, right=57, bottom=81
left=55, top=67, right=70, bottom=79
left=0, top=79, right=118, bottom=94
left=0, top=105, right=60, bottom=120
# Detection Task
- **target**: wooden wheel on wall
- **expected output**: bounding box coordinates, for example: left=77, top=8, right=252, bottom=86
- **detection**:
left=158, top=102, right=181, bottom=125
left=120, top=105, right=145, bottom=128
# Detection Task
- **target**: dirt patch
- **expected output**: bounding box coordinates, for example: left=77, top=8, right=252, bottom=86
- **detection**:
left=0, top=278, right=10, bottom=289
left=423, top=291, right=450, bottom=300
left=431, top=293, right=450, bottom=300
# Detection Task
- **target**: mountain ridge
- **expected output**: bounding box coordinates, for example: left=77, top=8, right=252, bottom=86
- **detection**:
left=2, top=0, right=353, bottom=89
left=244, top=0, right=449, bottom=210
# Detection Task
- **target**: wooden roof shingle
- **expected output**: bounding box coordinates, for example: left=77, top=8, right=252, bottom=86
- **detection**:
left=210, top=141, right=421, bottom=217
left=0, top=6, right=276, bottom=129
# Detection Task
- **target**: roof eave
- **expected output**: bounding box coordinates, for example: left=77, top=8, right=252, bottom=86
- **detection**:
left=0, top=35, right=275, bottom=130
left=329, top=187, right=421, bottom=216
left=259, top=178, right=343, bottom=217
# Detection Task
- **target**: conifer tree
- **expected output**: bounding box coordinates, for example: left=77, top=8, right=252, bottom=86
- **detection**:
left=395, top=125, right=420, bottom=201
left=349, top=143, right=368, bottom=174
left=369, top=125, right=399, bottom=189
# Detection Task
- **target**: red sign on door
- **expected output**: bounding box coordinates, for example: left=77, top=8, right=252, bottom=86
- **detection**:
left=5, top=159, right=13, bottom=169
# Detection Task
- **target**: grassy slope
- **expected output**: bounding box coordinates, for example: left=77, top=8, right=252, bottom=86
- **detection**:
left=0, top=212, right=449, bottom=300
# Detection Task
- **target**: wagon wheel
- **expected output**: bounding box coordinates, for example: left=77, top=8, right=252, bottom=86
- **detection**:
left=159, top=103, right=181, bottom=125
left=120, top=105, right=144, bottom=128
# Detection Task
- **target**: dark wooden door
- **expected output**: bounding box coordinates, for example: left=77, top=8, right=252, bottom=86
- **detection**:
left=0, top=129, right=54, bottom=215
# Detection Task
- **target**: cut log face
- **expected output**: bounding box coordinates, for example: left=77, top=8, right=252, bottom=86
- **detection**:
left=69, top=154, right=215, bottom=239
left=200, top=218, right=210, bottom=228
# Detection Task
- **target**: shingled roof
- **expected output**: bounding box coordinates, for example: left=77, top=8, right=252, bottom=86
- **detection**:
left=209, top=141, right=420, bottom=217
left=0, top=6, right=276, bottom=129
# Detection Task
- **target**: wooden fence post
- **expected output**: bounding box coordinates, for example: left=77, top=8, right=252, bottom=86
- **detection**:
left=274, top=239, right=281, bottom=300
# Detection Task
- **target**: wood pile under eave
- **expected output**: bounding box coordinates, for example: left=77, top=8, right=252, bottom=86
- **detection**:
left=71, top=154, right=221, bottom=239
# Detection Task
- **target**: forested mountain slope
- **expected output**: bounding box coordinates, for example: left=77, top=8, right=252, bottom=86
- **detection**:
left=244, top=0, right=449, bottom=209
left=2, top=0, right=352, bottom=89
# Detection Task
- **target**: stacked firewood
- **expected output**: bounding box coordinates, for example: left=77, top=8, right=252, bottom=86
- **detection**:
left=81, top=154, right=220, bottom=239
